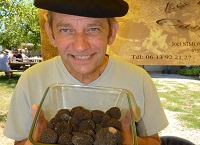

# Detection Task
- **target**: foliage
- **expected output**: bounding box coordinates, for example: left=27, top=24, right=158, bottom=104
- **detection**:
left=0, top=0, right=41, bottom=50
left=179, top=66, right=200, bottom=76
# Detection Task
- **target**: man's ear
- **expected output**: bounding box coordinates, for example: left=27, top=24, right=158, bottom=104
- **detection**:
left=108, top=21, right=119, bottom=45
left=45, top=22, right=57, bottom=47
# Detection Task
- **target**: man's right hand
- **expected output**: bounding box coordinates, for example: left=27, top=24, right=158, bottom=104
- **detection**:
left=14, top=104, right=48, bottom=145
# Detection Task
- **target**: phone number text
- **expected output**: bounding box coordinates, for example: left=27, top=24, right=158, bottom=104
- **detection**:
left=132, top=55, right=192, bottom=60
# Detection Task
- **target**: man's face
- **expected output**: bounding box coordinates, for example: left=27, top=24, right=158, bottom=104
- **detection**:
left=13, top=51, right=18, bottom=56
left=45, top=12, right=117, bottom=76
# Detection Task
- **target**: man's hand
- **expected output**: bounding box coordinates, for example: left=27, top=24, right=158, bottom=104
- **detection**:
left=31, top=104, right=48, bottom=142
left=121, top=110, right=135, bottom=145
left=14, top=104, right=48, bottom=145
left=121, top=109, right=161, bottom=145
left=137, top=133, right=161, bottom=145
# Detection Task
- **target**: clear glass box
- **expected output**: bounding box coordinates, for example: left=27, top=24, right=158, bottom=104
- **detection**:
left=29, top=84, right=138, bottom=145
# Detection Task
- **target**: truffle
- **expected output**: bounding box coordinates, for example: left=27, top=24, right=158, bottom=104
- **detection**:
left=55, top=109, right=71, bottom=122
left=55, top=121, right=73, bottom=136
left=101, top=115, right=111, bottom=127
left=58, top=133, right=73, bottom=145
left=92, top=110, right=105, bottom=124
left=71, top=106, right=92, bottom=120
left=79, top=119, right=96, bottom=132
left=72, top=132, right=94, bottom=145
left=47, top=117, right=57, bottom=129
left=106, top=118, right=122, bottom=131
left=57, top=108, right=71, bottom=115
left=106, top=107, right=121, bottom=120
left=81, top=129, right=96, bottom=140
left=39, top=128, right=58, bottom=144
left=94, top=127, right=123, bottom=145
left=101, top=114, right=122, bottom=131
left=69, top=116, right=82, bottom=126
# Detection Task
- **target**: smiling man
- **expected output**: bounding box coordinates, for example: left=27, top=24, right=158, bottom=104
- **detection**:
left=3, top=0, right=168, bottom=145
left=45, top=13, right=117, bottom=84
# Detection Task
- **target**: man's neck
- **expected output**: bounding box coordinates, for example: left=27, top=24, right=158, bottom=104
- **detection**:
left=68, top=55, right=109, bottom=84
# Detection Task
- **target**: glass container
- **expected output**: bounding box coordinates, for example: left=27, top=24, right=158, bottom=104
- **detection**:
left=29, top=84, right=138, bottom=145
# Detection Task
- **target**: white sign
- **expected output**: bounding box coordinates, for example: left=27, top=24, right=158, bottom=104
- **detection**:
left=108, top=0, right=200, bottom=65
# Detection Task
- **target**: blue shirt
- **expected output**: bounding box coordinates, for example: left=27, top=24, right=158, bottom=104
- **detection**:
left=0, top=54, right=11, bottom=70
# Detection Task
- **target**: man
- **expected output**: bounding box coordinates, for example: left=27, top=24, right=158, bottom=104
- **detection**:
left=10, top=49, right=23, bottom=70
left=11, top=49, right=23, bottom=62
left=4, top=0, right=168, bottom=145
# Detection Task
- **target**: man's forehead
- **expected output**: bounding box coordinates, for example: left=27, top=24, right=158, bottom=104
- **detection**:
left=53, top=12, right=105, bottom=20
left=53, top=13, right=107, bottom=26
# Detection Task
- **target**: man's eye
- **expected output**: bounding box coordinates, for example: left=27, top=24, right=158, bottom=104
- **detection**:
left=86, top=28, right=101, bottom=35
left=60, top=29, right=70, bottom=33
left=59, top=28, right=74, bottom=37
left=90, top=28, right=98, bottom=31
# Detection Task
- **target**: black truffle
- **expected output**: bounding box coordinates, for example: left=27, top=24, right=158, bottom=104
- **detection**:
left=71, top=106, right=92, bottom=120
left=69, top=116, right=82, bottom=126
left=39, top=128, right=58, bottom=144
left=55, top=109, right=71, bottom=122
left=106, top=107, right=121, bottom=120
left=58, top=133, right=73, bottom=145
left=79, top=119, right=96, bottom=132
left=55, top=121, right=72, bottom=136
left=101, top=115, right=111, bottom=127
left=57, top=108, right=71, bottom=115
left=106, top=118, right=122, bottom=131
left=92, top=110, right=105, bottom=124
left=72, top=132, right=94, bottom=145
left=94, top=127, right=123, bottom=145
left=81, top=129, right=96, bottom=140
left=47, top=117, right=57, bottom=129
left=101, top=114, right=122, bottom=131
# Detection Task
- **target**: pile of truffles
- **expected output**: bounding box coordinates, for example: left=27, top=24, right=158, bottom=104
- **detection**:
left=39, top=106, right=124, bottom=145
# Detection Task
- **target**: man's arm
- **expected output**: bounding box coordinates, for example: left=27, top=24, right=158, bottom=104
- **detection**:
left=14, top=139, right=31, bottom=145
left=137, top=133, right=161, bottom=145
left=14, top=104, right=40, bottom=145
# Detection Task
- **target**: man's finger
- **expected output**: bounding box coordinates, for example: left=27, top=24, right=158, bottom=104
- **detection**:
left=31, top=104, right=39, bottom=119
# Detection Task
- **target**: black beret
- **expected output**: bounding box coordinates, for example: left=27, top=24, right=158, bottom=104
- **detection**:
left=34, top=0, right=129, bottom=18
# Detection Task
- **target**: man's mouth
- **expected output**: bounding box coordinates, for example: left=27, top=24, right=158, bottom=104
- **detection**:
left=73, top=55, right=91, bottom=60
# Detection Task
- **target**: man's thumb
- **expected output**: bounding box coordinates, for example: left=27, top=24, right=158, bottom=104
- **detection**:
left=32, top=104, right=39, bottom=119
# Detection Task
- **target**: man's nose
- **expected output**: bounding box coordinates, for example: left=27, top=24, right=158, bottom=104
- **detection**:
left=72, top=33, right=90, bottom=51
